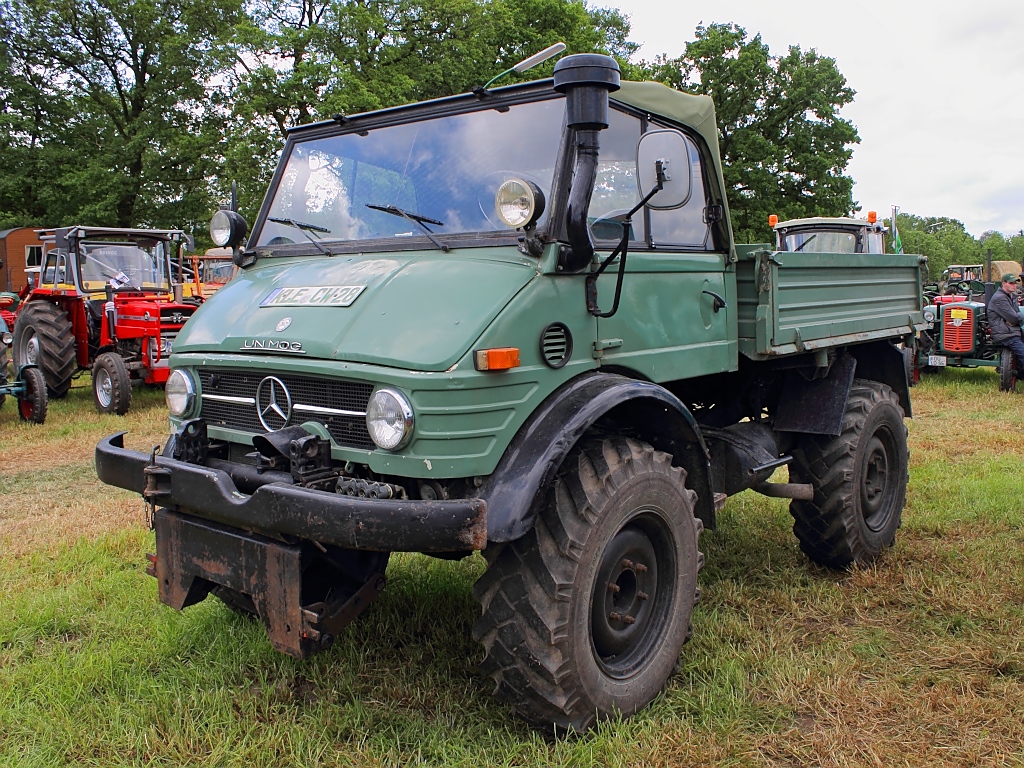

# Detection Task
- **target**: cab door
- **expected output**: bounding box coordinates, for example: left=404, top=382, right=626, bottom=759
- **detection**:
left=589, top=109, right=733, bottom=384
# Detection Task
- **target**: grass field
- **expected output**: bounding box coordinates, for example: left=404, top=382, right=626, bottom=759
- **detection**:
left=1, top=371, right=1023, bottom=766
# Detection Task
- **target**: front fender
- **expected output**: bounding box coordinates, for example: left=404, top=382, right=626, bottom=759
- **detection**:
left=479, top=372, right=714, bottom=543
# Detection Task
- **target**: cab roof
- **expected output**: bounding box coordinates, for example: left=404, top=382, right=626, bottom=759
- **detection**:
left=774, top=216, right=884, bottom=231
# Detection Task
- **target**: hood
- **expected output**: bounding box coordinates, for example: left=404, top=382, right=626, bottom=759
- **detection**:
left=173, top=249, right=537, bottom=371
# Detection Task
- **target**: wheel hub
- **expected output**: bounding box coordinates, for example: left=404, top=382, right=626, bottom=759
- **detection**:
left=25, top=334, right=39, bottom=366
left=592, top=525, right=659, bottom=661
left=96, top=368, right=112, bottom=407
left=861, top=432, right=895, bottom=531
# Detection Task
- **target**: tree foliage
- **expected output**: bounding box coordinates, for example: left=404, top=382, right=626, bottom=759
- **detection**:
left=0, top=0, right=241, bottom=229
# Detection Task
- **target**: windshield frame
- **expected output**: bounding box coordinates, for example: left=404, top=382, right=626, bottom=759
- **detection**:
left=247, top=81, right=571, bottom=258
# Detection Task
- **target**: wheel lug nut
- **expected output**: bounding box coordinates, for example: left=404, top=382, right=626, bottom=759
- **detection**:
left=623, top=615, right=635, bottom=625
left=609, top=611, right=622, bottom=621
left=606, top=582, right=620, bottom=594
left=622, top=559, right=634, bottom=569
left=635, top=563, right=648, bottom=574
left=638, top=591, right=649, bottom=601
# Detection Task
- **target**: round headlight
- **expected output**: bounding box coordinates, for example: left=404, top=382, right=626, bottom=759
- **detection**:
left=495, top=179, right=545, bottom=229
left=365, top=388, right=414, bottom=451
left=165, top=369, right=195, bottom=417
left=0, top=331, right=12, bottom=346
left=210, top=209, right=247, bottom=248
left=923, top=306, right=936, bottom=323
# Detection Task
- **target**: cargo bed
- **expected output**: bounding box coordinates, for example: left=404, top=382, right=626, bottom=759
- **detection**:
left=735, top=245, right=928, bottom=359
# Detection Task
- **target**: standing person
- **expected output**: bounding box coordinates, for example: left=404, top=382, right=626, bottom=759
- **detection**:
left=987, top=273, right=1024, bottom=379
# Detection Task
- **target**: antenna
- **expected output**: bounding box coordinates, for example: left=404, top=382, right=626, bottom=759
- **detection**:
left=483, top=43, right=566, bottom=90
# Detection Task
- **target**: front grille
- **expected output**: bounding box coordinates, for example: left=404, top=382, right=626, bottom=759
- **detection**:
left=941, top=306, right=974, bottom=353
left=198, top=368, right=375, bottom=449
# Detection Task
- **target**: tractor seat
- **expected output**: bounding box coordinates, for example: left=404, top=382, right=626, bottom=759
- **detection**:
left=86, top=299, right=106, bottom=321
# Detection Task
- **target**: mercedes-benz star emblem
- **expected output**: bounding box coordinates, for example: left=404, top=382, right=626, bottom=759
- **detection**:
left=255, top=376, right=293, bottom=431
left=276, top=317, right=292, bottom=332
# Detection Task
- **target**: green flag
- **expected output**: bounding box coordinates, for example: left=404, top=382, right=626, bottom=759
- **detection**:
left=891, top=206, right=903, bottom=254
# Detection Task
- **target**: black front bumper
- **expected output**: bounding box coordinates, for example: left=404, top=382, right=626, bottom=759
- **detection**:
left=95, top=433, right=487, bottom=552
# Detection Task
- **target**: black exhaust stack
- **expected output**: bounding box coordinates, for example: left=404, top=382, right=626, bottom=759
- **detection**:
left=553, top=54, right=620, bottom=272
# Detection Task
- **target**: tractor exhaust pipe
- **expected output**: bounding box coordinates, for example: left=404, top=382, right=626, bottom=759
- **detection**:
left=553, top=54, right=620, bottom=272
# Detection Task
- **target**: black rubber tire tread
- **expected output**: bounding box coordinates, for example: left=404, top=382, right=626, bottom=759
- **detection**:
left=788, top=379, right=908, bottom=570
left=472, top=436, right=704, bottom=733
left=13, top=301, right=76, bottom=398
left=18, top=366, right=48, bottom=424
left=999, top=348, right=1016, bottom=392
left=212, top=586, right=258, bottom=617
left=92, top=351, right=132, bottom=415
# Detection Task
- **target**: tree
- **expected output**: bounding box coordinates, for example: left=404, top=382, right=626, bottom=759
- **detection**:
left=633, top=23, right=860, bottom=244
left=0, top=0, right=241, bottom=229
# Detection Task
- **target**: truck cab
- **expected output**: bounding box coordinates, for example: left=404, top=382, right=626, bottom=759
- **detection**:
left=771, top=213, right=887, bottom=254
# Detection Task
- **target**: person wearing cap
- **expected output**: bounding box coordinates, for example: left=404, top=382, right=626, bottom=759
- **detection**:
left=987, top=273, right=1024, bottom=380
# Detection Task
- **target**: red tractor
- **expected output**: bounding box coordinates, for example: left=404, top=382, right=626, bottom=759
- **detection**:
left=12, top=227, right=199, bottom=415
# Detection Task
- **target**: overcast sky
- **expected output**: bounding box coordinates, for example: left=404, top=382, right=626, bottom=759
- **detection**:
left=611, top=0, right=1024, bottom=237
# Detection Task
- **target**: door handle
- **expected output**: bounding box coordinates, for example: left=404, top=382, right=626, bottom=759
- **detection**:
left=702, top=289, right=727, bottom=313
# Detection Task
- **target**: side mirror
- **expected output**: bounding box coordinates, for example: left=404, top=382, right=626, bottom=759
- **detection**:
left=636, top=129, right=692, bottom=210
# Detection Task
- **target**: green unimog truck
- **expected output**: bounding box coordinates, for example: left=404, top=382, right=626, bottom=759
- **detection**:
left=97, top=54, right=927, bottom=732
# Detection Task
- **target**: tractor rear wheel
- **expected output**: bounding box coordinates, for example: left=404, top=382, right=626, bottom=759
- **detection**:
left=92, top=352, right=132, bottom=415
left=999, top=348, right=1016, bottom=392
left=789, top=380, right=908, bottom=569
left=473, top=437, right=703, bottom=732
left=0, top=342, right=8, bottom=408
left=13, top=301, right=76, bottom=398
left=18, top=366, right=48, bottom=424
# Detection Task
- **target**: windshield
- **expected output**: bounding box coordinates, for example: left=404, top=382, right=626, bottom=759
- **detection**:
left=80, top=242, right=172, bottom=292
left=782, top=230, right=857, bottom=253
left=201, top=257, right=237, bottom=284
left=256, top=97, right=565, bottom=249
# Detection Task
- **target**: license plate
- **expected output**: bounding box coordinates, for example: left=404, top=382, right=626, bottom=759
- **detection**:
left=928, top=355, right=947, bottom=367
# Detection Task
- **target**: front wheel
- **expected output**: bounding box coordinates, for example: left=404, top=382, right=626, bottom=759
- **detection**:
left=18, top=366, right=48, bottom=424
left=473, top=437, right=704, bottom=732
left=999, top=348, right=1016, bottom=392
left=789, top=380, right=908, bottom=569
left=92, top=352, right=132, bottom=415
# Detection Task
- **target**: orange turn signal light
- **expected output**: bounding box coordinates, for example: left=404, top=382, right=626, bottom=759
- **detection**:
left=768, top=214, right=779, bottom=227
left=475, top=347, right=520, bottom=371
left=867, top=210, right=877, bottom=223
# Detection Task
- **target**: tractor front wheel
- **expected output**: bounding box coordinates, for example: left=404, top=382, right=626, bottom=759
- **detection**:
left=999, top=348, right=1016, bottom=392
left=18, top=366, right=48, bottom=424
left=789, top=380, right=908, bottom=569
left=13, top=301, right=76, bottom=398
left=473, top=437, right=703, bottom=732
left=92, top=352, right=132, bottom=415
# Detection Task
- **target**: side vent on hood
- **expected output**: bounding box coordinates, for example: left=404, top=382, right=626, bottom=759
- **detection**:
left=540, top=322, right=572, bottom=369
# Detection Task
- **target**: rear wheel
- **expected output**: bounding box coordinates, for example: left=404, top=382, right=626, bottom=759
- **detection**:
left=473, top=437, right=703, bottom=732
left=999, top=348, right=1016, bottom=392
left=789, top=380, right=908, bottom=569
left=13, top=301, right=76, bottom=398
left=17, top=366, right=48, bottom=424
left=0, top=341, right=8, bottom=408
left=92, top=352, right=132, bottom=415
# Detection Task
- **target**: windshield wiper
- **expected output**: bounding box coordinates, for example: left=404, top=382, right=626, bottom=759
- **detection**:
left=366, top=204, right=450, bottom=253
left=793, top=234, right=817, bottom=252
left=267, top=217, right=334, bottom=256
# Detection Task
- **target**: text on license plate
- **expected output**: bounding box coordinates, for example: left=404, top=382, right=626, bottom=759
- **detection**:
left=928, top=355, right=947, bottom=367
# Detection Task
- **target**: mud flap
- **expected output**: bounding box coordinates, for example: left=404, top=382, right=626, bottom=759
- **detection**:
left=151, top=508, right=385, bottom=658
